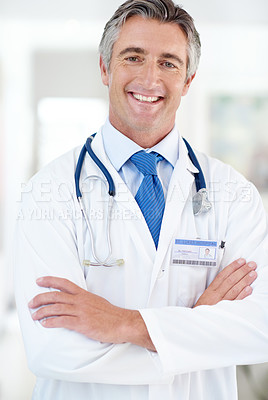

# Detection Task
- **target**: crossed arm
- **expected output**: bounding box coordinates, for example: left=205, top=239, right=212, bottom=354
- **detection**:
left=29, top=258, right=257, bottom=352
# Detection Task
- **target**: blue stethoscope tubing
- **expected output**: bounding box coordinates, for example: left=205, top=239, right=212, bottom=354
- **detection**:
left=75, top=134, right=116, bottom=198
left=75, top=133, right=210, bottom=204
left=75, top=133, right=212, bottom=266
left=183, top=138, right=205, bottom=192
left=75, top=134, right=121, bottom=267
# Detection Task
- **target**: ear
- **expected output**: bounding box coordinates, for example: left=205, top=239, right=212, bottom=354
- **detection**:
left=182, top=73, right=196, bottom=96
left=100, top=56, right=109, bottom=87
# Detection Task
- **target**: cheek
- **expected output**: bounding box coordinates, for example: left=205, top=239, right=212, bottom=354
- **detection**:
left=169, top=80, right=188, bottom=103
left=112, top=66, right=135, bottom=88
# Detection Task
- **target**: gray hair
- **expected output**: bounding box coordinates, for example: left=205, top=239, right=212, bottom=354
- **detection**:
left=99, top=0, right=201, bottom=80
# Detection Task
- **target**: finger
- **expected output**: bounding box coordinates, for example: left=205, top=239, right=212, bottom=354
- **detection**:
left=36, top=276, right=82, bottom=295
left=218, top=262, right=257, bottom=298
left=29, top=290, right=73, bottom=309
left=32, top=303, right=75, bottom=321
left=40, top=315, right=78, bottom=330
left=224, top=270, right=257, bottom=300
left=208, top=258, right=247, bottom=290
left=211, top=261, right=257, bottom=297
left=236, top=286, right=253, bottom=300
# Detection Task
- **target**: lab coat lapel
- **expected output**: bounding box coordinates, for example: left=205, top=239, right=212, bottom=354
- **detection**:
left=148, top=137, right=199, bottom=298
left=82, top=130, right=137, bottom=212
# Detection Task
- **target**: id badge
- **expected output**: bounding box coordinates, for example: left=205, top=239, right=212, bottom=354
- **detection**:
left=171, top=239, right=218, bottom=267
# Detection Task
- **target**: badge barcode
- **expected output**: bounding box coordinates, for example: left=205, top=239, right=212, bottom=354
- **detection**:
left=173, top=260, right=216, bottom=267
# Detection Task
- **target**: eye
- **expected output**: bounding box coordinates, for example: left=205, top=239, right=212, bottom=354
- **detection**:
left=126, top=56, right=140, bottom=62
left=163, top=61, right=176, bottom=68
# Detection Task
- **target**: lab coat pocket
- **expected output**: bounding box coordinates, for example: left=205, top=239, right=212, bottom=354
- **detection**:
left=170, top=265, right=208, bottom=308
left=171, top=247, right=225, bottom=308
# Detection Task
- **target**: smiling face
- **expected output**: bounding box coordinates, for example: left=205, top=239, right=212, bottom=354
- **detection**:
left=100, top=16, right=195, bottom=147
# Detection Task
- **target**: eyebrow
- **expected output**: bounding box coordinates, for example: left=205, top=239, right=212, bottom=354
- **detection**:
left=160, top=53, right=184, bottom=66
left=118, top=47, right=184, bottom=66
left=118, top=47, right=147, bottom=57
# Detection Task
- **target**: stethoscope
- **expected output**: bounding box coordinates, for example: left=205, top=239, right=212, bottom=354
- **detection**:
left=75, top=133, right=212, bottom=267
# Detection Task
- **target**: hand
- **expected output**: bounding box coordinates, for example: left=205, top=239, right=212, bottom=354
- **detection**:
left=29, top=277, right=155, bottom=350
left=29, top=276, right=129, bottom=343
left=194, top=258, right=257, bottom=307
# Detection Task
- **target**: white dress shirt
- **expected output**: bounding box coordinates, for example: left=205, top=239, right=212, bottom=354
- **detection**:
left=101, top=119, right=180, bottom=199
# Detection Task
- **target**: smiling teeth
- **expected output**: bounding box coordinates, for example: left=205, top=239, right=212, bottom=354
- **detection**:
left=132, top=93, right=160, bottom=103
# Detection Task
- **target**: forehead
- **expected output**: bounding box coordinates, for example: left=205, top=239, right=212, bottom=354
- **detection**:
left=112, top=15, right=188, bottom=58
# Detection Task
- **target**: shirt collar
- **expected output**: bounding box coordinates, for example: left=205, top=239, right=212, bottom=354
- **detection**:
left=101, top=118, right=179, bottom=172
left=150, top=125, right=179, bottom=168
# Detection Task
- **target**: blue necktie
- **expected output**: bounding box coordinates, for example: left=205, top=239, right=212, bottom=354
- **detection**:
left=130, top=151, right=165, bottom=248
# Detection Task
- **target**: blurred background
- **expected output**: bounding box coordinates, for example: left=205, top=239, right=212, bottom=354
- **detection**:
left=0, top=0, right=268, bottom=399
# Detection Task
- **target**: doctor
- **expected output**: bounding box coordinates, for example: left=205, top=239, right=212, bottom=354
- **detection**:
left=14, top=0, right=268, bottom=399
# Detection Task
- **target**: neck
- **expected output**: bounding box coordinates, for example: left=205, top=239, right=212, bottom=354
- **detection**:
left=109, top=121, right=174, bottom=148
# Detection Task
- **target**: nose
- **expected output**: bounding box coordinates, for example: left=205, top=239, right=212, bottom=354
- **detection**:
left=139, top=60, right=161, bottom=90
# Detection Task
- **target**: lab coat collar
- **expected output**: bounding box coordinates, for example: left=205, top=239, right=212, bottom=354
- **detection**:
left=181, top=138, right=200, bottom=176
left=81, top=127, right=149, bottom=218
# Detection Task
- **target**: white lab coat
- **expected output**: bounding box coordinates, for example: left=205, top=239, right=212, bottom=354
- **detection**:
left=14, top=130, right=268, bottom=400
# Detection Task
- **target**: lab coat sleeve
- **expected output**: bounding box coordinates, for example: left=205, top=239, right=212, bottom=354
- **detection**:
left=140, top=177, right=268, bottom=375
left=14, top=175, right=173, bottom=385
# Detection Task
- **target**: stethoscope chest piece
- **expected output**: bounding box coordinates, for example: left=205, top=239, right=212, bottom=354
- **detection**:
left=192, top=188, right=212, bottom=216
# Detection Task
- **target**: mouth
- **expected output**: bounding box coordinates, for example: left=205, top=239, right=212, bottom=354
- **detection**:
left=129, top=92, right=163, bottom=104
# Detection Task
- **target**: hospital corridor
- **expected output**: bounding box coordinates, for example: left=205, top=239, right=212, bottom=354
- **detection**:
left=0, top=0, right=268, bottom=399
